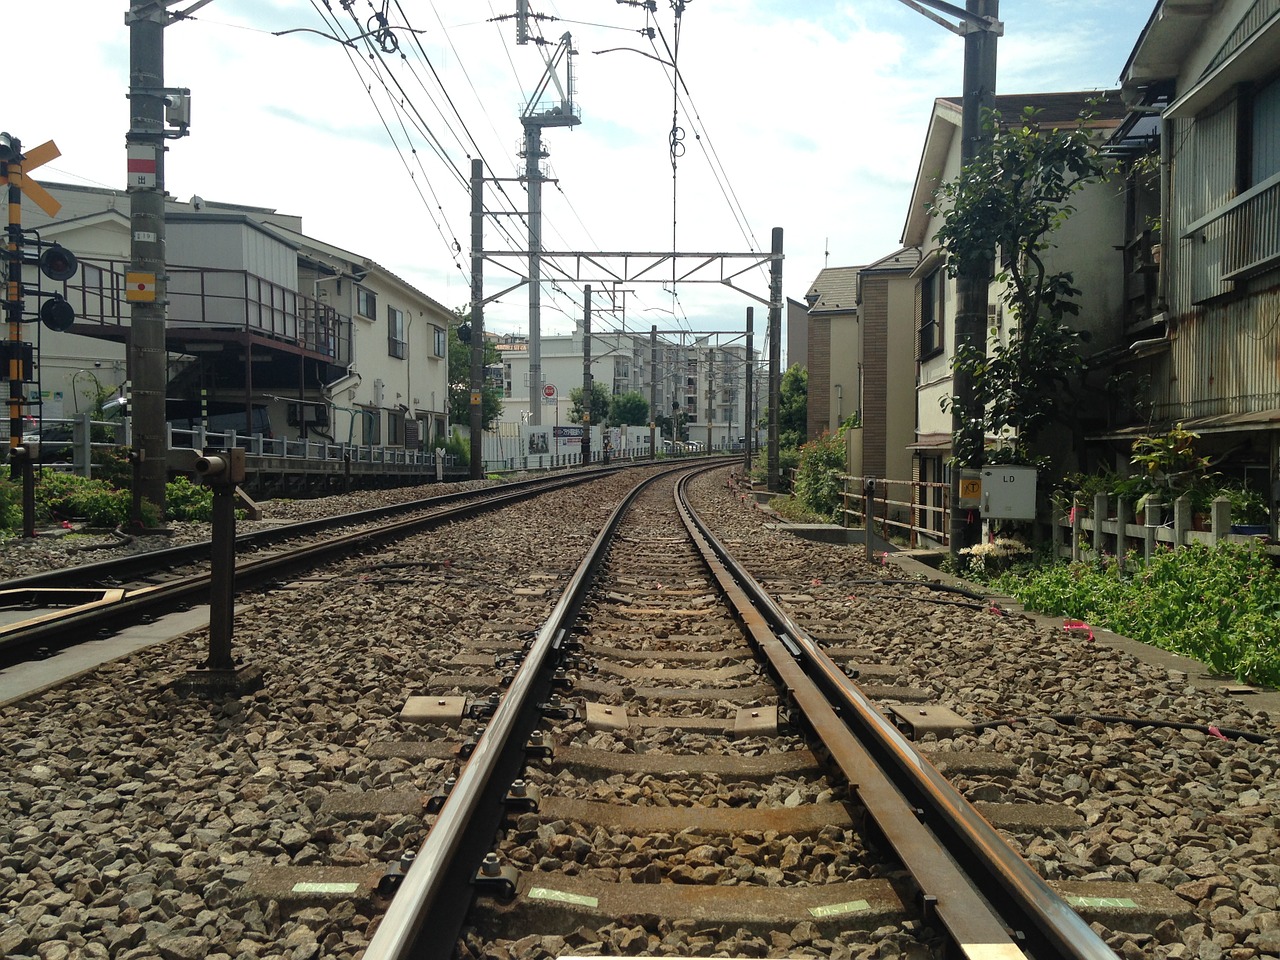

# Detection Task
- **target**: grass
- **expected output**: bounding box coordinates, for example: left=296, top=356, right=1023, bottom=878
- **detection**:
left=970, top=543, right=1280, bottom=688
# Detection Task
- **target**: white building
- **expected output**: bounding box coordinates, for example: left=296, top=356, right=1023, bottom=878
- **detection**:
left=16, top=183, right=451, bottom=451
left=496, top=327, right=760, bottom=449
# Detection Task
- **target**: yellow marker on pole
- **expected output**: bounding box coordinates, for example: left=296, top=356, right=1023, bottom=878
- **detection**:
left=125, top=272, right=157, bottom=302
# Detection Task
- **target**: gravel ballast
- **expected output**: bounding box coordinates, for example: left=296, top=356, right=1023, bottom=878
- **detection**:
left=0, top=468, right=1276, bottom=960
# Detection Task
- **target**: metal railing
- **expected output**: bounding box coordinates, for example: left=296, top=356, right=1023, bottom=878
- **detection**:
left=838, top=474, right=951, bottom=548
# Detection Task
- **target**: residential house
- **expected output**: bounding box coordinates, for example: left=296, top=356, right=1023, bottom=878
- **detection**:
left=20, top=183, right=450, bottom=453
left=804, top=266, right=861, bottom=441
left=901, top=92, right=1128, bottom=541
left=1099, top=0, right=1280, bottom=507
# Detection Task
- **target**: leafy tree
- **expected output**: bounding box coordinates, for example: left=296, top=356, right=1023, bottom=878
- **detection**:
left=609, top=391, right=650, bottom=427
left=930, top=106, right=1112, bottom=465
left=447, top=312, right=502, bottom=430
left=778, top=364, right=808, bottom=450
left=568, top=382, right=610, bottom=425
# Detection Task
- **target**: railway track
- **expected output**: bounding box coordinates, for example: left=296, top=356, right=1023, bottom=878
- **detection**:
left=0, top=465, right=635, bottom=667
left=1, top=465, right=1274, bottom=960
left=363, top=466, right=1122, bottom=960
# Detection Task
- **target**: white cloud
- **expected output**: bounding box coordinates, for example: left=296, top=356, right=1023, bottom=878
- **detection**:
left=7, top=0, right=1154, bottom=342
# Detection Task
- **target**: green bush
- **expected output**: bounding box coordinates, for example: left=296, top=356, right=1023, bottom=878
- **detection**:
left=791, top=432, right=847, bottom=520
left=37, top=472, right=137, bottom=528
left=990, top=543, right=1280, bottom=687
left=165, top=475, right=215, bottom=522
left=0, top=477, right=21, bottom=531
left=749, top=447, right=801, bottom=489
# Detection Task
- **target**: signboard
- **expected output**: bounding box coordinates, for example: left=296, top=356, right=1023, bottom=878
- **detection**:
left=127, top=144, right=157, bottom=188
left=543, top=383, right=556, bottom=399
left=958, top=470, right=982, bottom=509
left=125, top=272, right=156, bottom=302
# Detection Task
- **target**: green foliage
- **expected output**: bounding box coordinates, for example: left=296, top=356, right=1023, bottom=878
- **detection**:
left=37, top=472, right=139, bottom=528
left=0, top=477, right=21, bottom=530
left=568, top=382, right=610, bottom=426
left=1127, top=424, right=1216, bottom=512
left=447, top=315, right=503, bottom=429
left=608, top=391, right=650, bottom=427
left=778, top=364, right=808, bottom=450
left=1215, top=483, right=1269, bottom=525
left=791, top=430, right=847, bottom=520
left=441, top=429, right=470, bottom=461
left=930, top=106, right=1113, bottom=464
left=989, top=543, right=1280, bottom=687
left=749, top=446, right=801, bottom=489
left=767, top=495, right=830, bottom=523
left=165, top=475, right=215, bottom=522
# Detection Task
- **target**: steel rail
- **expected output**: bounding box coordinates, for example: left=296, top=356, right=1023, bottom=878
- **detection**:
left=0, top=471, right=609, bottom=662
left=1, top=466, right=630, bottom=593
left=360, top=464, right=689, bottom=960
left=672, top=473, right=1121, bottom=960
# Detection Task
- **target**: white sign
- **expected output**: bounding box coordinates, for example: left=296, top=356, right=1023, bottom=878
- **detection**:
left=543, top=383, right=557, bottom=399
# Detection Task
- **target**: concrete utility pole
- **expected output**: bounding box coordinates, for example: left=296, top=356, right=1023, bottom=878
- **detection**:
left=706, top=346, right=714, bottom=453
left=649, top=324, right=657, bottom=459
left=744, top=306, right=753, bottom=472
left=581, top=284, right=591, bottom=464
left=767, top=227, right=783, bottom=492
left=469, top=158, right=485, bottom=480
left=126, top=2, right=171, bottom=520
left=517, top=32, right=580, bottom=427
left=950, top=0, right=1000, bottom=556
left=893, top=0, right=1001, bottom=556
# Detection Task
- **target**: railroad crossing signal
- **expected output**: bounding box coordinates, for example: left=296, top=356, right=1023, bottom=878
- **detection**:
left=0, top=137, right=63, bottom=217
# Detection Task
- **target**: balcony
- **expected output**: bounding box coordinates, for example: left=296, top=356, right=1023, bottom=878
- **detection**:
left=52, top=257, right=351, bottom=365
left=1182, top=172, right=1280, bottom=301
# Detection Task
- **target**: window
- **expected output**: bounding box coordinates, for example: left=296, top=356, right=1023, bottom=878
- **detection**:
left=357, top=287, right=377, bottom=320
left=918, top=269, right=945, bottom=359
left=388, top=306, right=406, bottom=359
left=362, top=407, right=381, bottom=445
left=1249, top=73, right=1280, bottom=187
left=433, top=325, right=447, bottom=358
left=388, top=409, right=404, bottom=446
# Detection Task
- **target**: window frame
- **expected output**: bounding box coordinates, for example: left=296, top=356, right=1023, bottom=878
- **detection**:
left=356, top=287, right=377, bottom=320
left=387, top=305, right=406, bottom=359
left=917, top=268, right=945, bottom=360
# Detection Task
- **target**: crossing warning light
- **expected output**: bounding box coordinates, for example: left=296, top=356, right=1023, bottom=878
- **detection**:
left=38, top=244, right=78, bottom=282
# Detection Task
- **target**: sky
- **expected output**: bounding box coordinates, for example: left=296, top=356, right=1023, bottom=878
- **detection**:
left=6, top=0, right=1156, bottom=346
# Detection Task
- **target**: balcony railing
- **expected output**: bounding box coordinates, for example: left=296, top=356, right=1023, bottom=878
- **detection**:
left=52, top=257, right=351, bottom=365
left=1183, top=172, right=1280, bottom=300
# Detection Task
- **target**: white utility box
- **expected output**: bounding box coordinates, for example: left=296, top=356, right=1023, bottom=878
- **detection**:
left=979, top=465, right=1038, bottom=520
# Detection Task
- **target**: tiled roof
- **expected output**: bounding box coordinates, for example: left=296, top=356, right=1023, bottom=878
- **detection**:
left=805, top=266, right=862, bottom=314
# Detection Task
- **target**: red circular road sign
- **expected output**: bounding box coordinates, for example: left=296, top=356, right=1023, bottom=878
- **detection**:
left=543, top=383, right=557, bottom=398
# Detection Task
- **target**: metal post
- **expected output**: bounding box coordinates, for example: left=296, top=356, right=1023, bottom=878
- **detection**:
left=767, top=227, right=783, bottom=492
left=744, top=306, right=753, bottom=472
left=207, top=479, right=237, bottom=671
left=649, top=324, right=657, bottom=459
left=865, top=477, right=878, bottom=563
left=4, top=137, right=26, bottom=471
left=581, top=285, right=592, bottom=464
left=948, top=0, right=999, bottom=558
left=525, top=125, right=543, bottom=426
left=469, top=159, right=484, bottom=480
